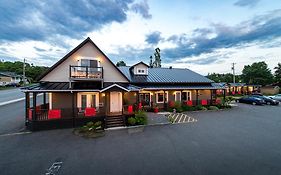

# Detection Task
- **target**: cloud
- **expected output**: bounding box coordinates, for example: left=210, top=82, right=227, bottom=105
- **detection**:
left=0, top=0, right=151, bottom=44
left=234, top=0, right=260, bottom=8
left=131, top=0, right=152, bottom=19
left=145, top=31, right=163, bottom=44
left=34, top=47, right=46, bottom=52
left=162, top=9, right=281, bottom=60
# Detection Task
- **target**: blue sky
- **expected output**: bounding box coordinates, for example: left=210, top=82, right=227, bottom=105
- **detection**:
left=0, top=0, right=281, bottom=75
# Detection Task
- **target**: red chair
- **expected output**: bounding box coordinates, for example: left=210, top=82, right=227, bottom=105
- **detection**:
left=187, top=100, right=193, bottom=106
left=238, top=91, right=241, bottom=95
left=48, top=109, right=61, bottom=119
left=85, top=108, right=96, bottom=117
left=201, top=100, right=207, bottom=106
left=232, top=91, right=235, bottom=95
left=128, top=105, right=133, bottom=113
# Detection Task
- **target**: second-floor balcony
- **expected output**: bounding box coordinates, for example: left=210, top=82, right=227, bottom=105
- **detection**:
left=70, top=65, right=103, bottom=81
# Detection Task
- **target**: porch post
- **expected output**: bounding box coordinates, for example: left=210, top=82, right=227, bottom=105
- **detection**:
left=122, top=91, right=124, bottom=114
left=72, top=92, right=75, bottom=127
left=164, top=90, right=167, bottom=111
left=25, top=92, right=30, bottom=123
left=196, top=90, right=199, bottom=106
left=210, top=90, right=213, bottom=105
left=32, top=92, right=37, bottom=121
left=223, top=89, right=226, bottom=104
left=43, top=92, right=46, bottom=108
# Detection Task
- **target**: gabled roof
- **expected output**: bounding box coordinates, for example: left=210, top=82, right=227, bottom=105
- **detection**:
left=129, top=61, right=149, bottom=71
left=118, top=66, right=214, bottom=83
left=38, top=37, right=129, bottom=82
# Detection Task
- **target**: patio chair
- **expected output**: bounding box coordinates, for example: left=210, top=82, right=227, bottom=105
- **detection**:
left=48, top=109, right=61, bottom=119
left=128, top=105, right=133, bottom=114
left=84, top=107, right=96, bottom=117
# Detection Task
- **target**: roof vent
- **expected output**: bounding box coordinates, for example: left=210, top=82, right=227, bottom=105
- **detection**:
left=169, top=66, right=172, bottom=69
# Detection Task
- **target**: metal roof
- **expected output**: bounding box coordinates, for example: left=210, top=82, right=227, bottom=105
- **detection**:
left=118, top=66, right=214, bottom=83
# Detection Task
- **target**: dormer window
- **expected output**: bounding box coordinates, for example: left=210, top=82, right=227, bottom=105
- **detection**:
left=130, top=61, right=149, bottom=76
left=137, top=69, right=145, bottom=74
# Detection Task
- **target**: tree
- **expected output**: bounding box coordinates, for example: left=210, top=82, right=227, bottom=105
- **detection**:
left=116, top=61, right=126, bottom=67
left=241, top=61, right=274, bottom=86
left=0, top=60, right=49, bottom=82
left=206, top=73, right=241, bottom=83
left=274, top=63, right=281, bottom=83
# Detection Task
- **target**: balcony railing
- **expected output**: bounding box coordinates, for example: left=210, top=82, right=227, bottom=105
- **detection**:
left=70, top=66, right=103, bottom=80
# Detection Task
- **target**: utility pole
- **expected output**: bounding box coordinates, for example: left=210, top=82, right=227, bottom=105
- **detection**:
left=23, top=58, right=26, bottom=85
left=231, top=63, right=236, bottom=83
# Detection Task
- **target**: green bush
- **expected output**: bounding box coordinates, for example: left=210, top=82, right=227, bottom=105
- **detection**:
left=128, top=117, right=136, bottom=125
left=135, top=110, right=147, bottom=125
left=201, top=106, right=208, bottom=111
left=182, top=105, right=196, bottom=111
left=195, top=105, right=204, bottom=110
left=86, top=121, right=94, bottom=128
left=208, top=106, right=219, bottom=110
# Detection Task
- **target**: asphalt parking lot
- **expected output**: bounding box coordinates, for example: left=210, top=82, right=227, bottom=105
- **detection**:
left=0, top=103, right=281, bottom=175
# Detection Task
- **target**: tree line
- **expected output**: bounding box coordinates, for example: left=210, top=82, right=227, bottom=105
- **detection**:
left=207, top=61, right=281, bottom=86
left=0, top=60, right=49, bottom=82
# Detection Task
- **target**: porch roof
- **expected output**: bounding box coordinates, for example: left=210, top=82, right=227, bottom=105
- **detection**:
left=140, top=83, right=226, bottom=90
left=21, top=82, right=100, bottom=92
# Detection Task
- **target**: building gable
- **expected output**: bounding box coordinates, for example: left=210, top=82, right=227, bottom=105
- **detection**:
left=39, top=37, right=129, bottom=83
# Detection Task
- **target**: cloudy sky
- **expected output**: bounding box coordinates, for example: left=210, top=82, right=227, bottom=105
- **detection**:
left=0, top=0, right=281, bottom=75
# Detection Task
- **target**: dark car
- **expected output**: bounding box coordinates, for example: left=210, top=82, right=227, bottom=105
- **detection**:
left=251, top=95, right=279, bottom=105
left=237, top=96, right=264, bottom=105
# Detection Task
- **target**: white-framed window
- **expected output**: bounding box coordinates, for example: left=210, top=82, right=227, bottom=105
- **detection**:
left=79, top=57, right=99, bottom=67
left=77, top=92, right=99, bottom=109
left=156, top=92, right=168, bottom=103
left=182, top=91, right=192, bottom=101
left=174, top=91, right=181, bottom=102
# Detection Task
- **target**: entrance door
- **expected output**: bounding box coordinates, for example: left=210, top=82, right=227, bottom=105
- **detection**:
left=110, top=92, right=122, bottom=113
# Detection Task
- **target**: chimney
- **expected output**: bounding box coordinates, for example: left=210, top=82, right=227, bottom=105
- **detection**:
left=169, top=66, right=172, bottom=69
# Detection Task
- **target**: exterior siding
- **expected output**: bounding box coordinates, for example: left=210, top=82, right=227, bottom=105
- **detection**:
left=52, top=93, right=75, bottom=109
left=41, top=42, right=128, bottom=83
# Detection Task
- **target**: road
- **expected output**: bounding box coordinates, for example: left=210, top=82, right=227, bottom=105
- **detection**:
left=0, top=88, right=45, bottom=134
left=0, top=88, right=24, bottom=104
left=0, top=103, right=281, bottom=175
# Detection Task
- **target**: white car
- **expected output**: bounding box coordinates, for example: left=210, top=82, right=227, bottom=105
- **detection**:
left=270, top=94, right=281, bottom=102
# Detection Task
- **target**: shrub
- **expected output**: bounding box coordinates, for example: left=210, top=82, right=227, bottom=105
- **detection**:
left=182, top=105, right=196, bottom=111
left=208, top=106, right=219, bottom=110
left=195, top=105, right=204, bottom=110
left=201, top=106, right=208, bottom=111
left=86, top=121, right=94, bottom=128
left=135, top=110, right=148, bottom=125
left=128, top=117, right=136, bottom=125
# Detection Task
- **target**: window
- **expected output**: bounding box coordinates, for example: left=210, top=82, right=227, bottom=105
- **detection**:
left=156, top=92, right=168, bottom=103
left=81, top=95, right=87, bottom=109
left=136, top=68, right=146, bottom=75
left=138, top=69, right=145, bottom=73
left=182, top=91, right=191, bottom=101
left=175, top=92, right=181, bottom=102
left=78, top=93, right=99, bottom=110
left=80, top=59, right=98, bottom=67
left=139, top=93, right=150, bottom=106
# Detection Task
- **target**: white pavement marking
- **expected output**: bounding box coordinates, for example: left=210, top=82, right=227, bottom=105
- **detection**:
left=0, top=97, right=25, bottom=106
left=178, top=114, right=183, bottom=123
left=168, top=113, right=198, bottom=124
left=0, top=131, right=32, bottom=137
left=0, top=93, right=43, bottom=106
left=183, top=115, right=187, bottom=123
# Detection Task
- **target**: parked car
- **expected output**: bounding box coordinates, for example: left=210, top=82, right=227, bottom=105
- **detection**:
left=251, top=95, right=279, bottom=105
left=269, top=94, right=281, bottom=102
left=237, top=96, right=264, bottom=105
